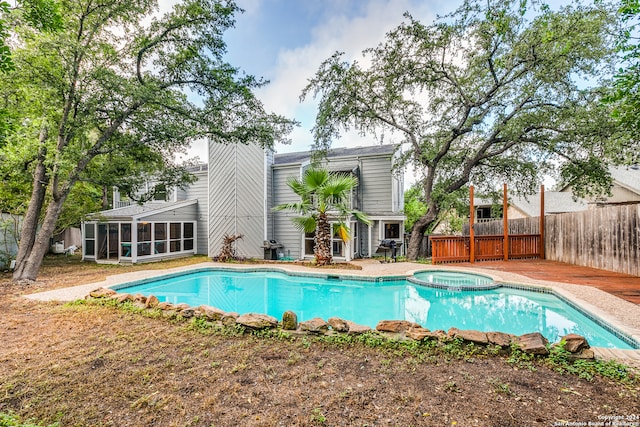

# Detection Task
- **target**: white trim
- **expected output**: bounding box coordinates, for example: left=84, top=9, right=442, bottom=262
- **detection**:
left=82, top=222, right=96, bottom=260
left=367, top=215, right=406, bottom=220
left=131, top=221, right=138, bottom=263
left=130, top=200, right=198, bottom=221
left=367, top=222, right=372, bottom=259
left=263, top=151, right=268, bottom=241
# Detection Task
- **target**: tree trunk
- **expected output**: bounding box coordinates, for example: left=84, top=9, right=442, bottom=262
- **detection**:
left=405, top=205, right=438, bottom=261
left=12, top=125, right=49, bottom=281
left=315, top=212, right=332, bottom=266
left=13, top=195, right=67, bottom=283
left=102, top=186, right=110, bottom=210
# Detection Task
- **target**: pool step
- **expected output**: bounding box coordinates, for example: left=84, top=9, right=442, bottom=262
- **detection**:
left=592, top=347, right=640, bottom=371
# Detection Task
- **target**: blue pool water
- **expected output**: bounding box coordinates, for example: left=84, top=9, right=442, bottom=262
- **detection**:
left=119, top=269, right=636, bottom=349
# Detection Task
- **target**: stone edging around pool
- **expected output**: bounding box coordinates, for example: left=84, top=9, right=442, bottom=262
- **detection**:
left=86, top=286, right=599, bottom=362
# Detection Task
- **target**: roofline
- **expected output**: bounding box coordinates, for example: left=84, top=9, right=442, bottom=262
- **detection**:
left=612, top=179, right=640, bottom=196
left=273, top=145, right=400, bottom=168
left=131, top=199, right=198, bottom=221
left=87, top=199, right=198, bottom=222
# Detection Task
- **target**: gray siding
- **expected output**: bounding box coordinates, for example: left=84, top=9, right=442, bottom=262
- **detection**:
left=271, top=165, right=302, bottom=258
left=184, top=170, right=208, bottom=254
left=209, top=143, right=266, bottom=258
left=270, top=152, right=404, bottom=259
left=174, top=187, right=187, bottom=201
left=360, top=155, right=394, bottom=214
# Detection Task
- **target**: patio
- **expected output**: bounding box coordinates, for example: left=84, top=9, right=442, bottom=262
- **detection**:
left=455, top=259, right=640, bottom=306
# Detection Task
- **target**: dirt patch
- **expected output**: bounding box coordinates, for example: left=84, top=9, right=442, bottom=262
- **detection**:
left=0, top=256, right=638, bottom=426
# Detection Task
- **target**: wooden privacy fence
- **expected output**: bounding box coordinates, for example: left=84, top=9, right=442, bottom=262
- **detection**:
left=448, top=203, right=640, bottom=276
left=431, top=184, right=544, bottom=264
left=545, top=204, right=640, bottom=276
left=430, top=234, right=541, bottom=264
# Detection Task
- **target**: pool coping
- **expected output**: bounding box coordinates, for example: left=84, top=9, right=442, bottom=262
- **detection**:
left=24, top=261, right=640, bottom=352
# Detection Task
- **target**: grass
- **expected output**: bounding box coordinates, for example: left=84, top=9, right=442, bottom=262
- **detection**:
left=104, top=291, right=635, bottom=384
left=0, top=412, right=59, bottom=427
left=1, top=254, right=638, bottom=426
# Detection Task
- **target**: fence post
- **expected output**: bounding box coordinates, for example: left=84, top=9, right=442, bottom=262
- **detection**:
left=503, top=183, right=508, bottom=261
left=470, top=185, right=475, bottom=263
left=539, top=184, right=545, bottom=259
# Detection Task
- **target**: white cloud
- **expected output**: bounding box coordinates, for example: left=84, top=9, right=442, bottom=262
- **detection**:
left=258, top=0, right=436, bottom=154
left=184, top=0, right=444, bottom=182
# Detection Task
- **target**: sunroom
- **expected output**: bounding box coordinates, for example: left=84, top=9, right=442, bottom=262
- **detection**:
left=82, top=200, right=198, bottom=263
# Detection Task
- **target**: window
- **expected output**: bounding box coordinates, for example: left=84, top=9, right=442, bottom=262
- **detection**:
left=332, top=225, right=344, bottom=257
left=476, top=207, right=492, bottom=219
left=183, top=223, right=194, bottom=251
left=169, top=222, right=181, bottom=252
left=384, top=223, right=400, bottom=239
left=304, top=232, right=315, bottom=256
left=85, top=224, right=95, bottom=256
left=154, top=223, right=167, bottom=254
left=137, top=222, right=152, bottom=256
left=121, top=223, right=132, bottom=257
left=153, top=184, right=167, bottom=201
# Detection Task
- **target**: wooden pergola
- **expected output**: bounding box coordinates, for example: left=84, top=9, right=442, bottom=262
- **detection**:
left=430, top=184, right=545, bottom=264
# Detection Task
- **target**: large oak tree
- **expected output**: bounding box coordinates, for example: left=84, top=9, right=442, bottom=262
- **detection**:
left=303, top=0, right=628, bottom=260
left=3, top=0, right=294, bottom=282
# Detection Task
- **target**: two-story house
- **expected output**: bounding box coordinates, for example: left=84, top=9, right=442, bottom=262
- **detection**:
left=83, top=143, right=404, bottom=263
left=269, top=145, right=405, bottom=261
left=207, top=143, right=405, bottom=262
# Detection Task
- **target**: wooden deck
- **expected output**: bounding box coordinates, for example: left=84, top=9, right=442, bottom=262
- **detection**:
left=455, top=259, right=640, bottom=305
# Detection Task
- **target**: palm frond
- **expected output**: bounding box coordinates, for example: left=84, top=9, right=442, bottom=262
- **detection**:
left=272, top=201, right=311, bottom=214
left=303, top=168, right=330, bottom=190
left=319, top=175, right=358, bottom=201
left=286, top=177, right=309, bottom=198
left=291, top=215, right=317, bottom=233
left=279, top=167, right=370, bottom=250
left=351, top=209, right=372, bottom=226
left=333, top=222, right=351, bottom=243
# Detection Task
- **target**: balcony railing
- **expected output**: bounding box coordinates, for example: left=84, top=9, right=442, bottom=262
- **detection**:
left=113, top=200, right=134, bottom=209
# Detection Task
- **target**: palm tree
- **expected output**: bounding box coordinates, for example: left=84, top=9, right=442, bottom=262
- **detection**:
left=273, top=167, right=370, bottom=265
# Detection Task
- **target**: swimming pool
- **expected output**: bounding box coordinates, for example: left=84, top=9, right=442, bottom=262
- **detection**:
left=117, top=268, right=637, bottom=349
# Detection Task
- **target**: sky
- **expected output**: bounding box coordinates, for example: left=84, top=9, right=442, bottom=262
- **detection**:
left=183, top=0, right=456, bottom=164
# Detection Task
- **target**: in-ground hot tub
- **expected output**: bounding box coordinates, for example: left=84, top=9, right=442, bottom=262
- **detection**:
left=408, top=270, right=500, bottom=291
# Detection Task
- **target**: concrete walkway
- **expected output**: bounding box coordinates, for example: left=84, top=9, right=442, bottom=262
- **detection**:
left=25, top=259, right=640, bottom=369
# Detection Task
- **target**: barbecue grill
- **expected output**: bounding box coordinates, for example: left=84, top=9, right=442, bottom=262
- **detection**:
left=377, top=239, right=401, bottom=262
left=262, top=240, right=283, bottom=260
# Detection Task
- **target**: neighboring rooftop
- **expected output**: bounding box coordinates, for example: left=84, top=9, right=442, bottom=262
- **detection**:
left=273, top=144, right=398, bottom=165
left=609, top=165, right=640, bottom=194
left=475, top=192, right=587, bottom=216
left=510, top=192, right=587, bottom=216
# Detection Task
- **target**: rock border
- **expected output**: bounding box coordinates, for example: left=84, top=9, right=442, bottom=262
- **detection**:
left=87, top=287, right=595, bottom=360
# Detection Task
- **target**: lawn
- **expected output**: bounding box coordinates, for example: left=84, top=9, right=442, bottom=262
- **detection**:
left=0, top=255, right=637, bottom=426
